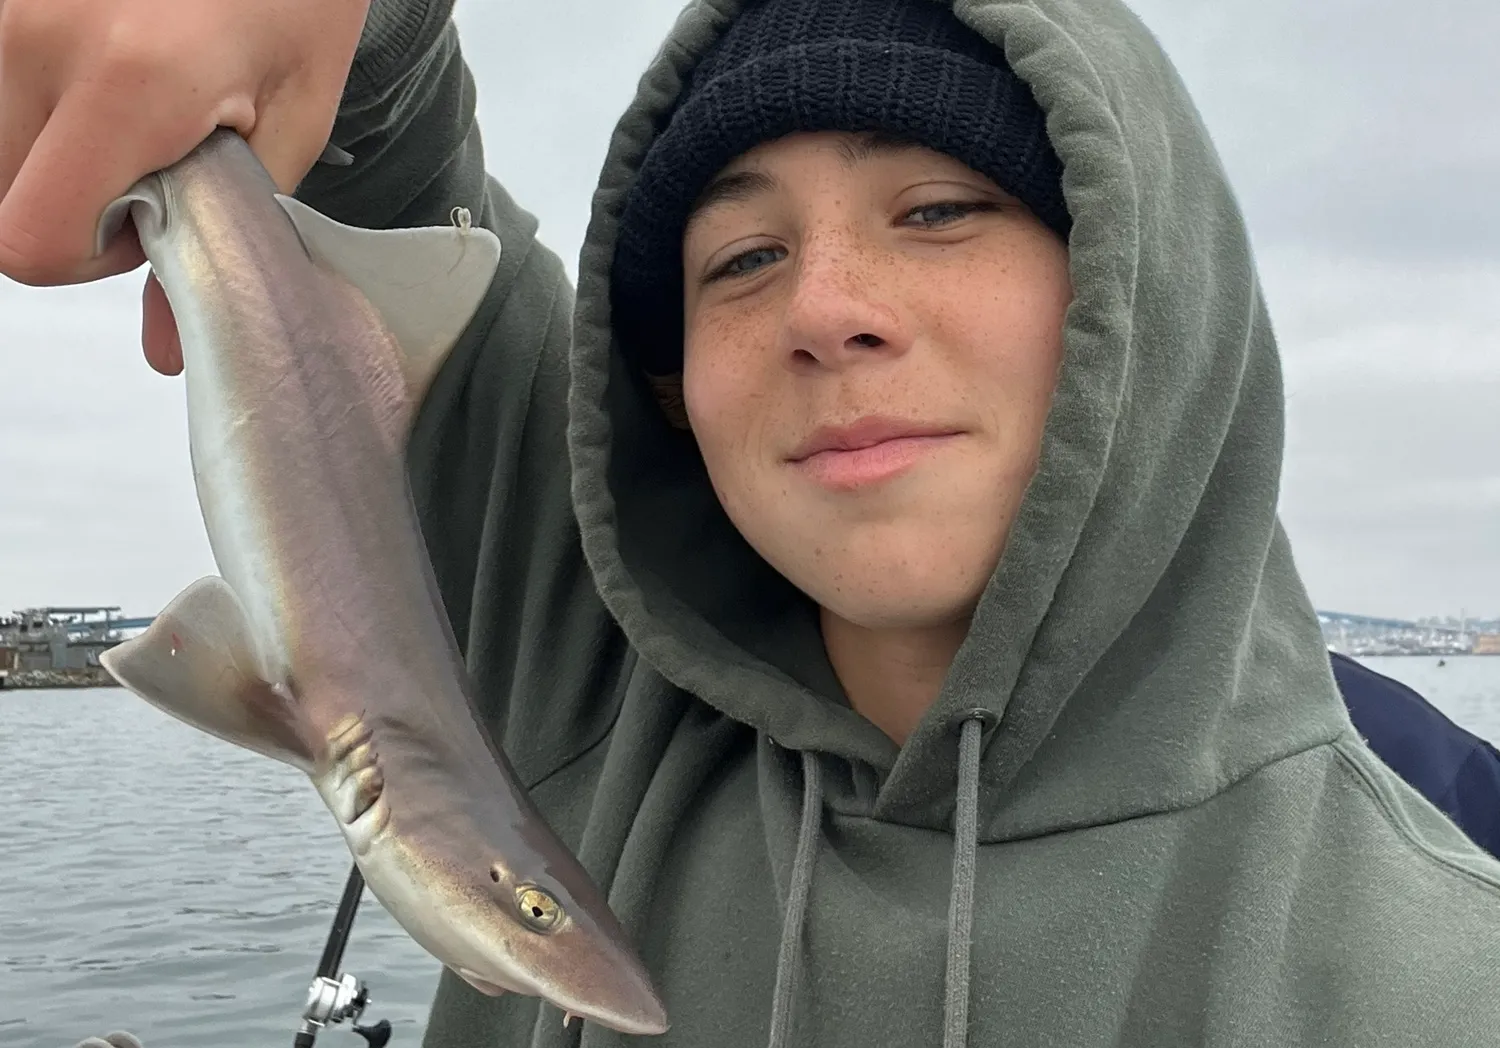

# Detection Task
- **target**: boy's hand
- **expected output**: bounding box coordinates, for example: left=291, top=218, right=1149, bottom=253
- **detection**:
left=0, top=0, right=372, bottom=371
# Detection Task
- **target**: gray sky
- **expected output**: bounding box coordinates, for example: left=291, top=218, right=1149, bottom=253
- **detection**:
left=1, top=0, right=1495, bottom=622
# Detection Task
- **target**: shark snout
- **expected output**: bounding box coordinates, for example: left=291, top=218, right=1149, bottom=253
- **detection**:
left=546, top=943, right=669, bottom=1035
left=453, top=915, right=669, bottom=1035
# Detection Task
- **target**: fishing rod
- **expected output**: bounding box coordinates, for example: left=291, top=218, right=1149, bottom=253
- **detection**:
left=293, top=862, right=393, bottom=1048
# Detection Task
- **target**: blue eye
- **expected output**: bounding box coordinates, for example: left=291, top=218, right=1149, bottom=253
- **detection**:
left=904, top=201, right=998, bottom=227
left=707, top=245, right=786, bottom=282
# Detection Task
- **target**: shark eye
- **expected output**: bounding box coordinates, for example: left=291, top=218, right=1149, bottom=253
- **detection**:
left=516, top=885, right=562, bottom=933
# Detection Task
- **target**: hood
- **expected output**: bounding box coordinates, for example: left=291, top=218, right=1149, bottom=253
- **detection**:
left=564, top=0, right=1351, bottom=837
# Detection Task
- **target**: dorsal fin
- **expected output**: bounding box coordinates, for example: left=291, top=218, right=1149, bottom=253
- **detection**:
left=274, top=194, right=502, bottom=406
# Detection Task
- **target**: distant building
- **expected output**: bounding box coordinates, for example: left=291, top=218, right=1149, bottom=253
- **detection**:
left=0, top=606, right=150, bottom=688
left=1476, top=635, right=1500, bottom=656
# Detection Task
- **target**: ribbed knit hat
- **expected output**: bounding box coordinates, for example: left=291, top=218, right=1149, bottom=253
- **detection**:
left=611, top=0, right=1070, bottom=378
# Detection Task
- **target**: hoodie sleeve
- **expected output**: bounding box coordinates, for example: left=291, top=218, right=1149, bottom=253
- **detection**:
left=295, top=1, right=630, bottom=789
left=295, top=0, right=489, bottom=234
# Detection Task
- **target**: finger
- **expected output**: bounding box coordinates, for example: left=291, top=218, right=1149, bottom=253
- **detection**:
left=0, top=81, right=51, bottom=215
left=0, top=13, right=67, bottom=271
left=141, top=270, right=182, bottom=376
left=243, top=6, right=366, bottom=196
left=0, top=83, right=166, bottom=284
left=243, top=89, right=341, bottom=196
left=0, top=72, right=251, bottom=286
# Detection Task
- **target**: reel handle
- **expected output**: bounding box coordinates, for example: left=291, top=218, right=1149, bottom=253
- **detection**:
left=353, top=1019, right=393, bottom=1048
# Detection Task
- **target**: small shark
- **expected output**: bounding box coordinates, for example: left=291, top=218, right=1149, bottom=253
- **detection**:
left=92, top=128, right=667, bottom=1035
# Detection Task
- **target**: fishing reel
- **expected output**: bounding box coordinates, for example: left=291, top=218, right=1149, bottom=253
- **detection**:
left=296, top=972, right=390, bottom=1048
left=292, top=865, right=392, bottom=1048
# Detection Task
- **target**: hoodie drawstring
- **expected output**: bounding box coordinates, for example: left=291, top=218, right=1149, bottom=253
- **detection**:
left=767, top=750, right=823, bottom=1048
left=766, top=712, right=987, bottom=1048
left=942, top=713, right=985, bottom=1048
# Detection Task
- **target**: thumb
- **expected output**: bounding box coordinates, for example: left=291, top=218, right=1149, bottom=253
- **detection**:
left=243, top=108, right=336, bottom=196
left=239, top=40, right=361, bottom=195
left=141, top=270, right=183, bottom=376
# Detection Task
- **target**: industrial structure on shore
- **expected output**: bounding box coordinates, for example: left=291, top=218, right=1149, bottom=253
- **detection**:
left=1318, top=611, right=1500, bottom=658
left=0, top=607, right=154, bottom=689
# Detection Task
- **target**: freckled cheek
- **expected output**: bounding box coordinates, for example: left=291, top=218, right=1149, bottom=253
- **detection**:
left=958, top=269, right=1070, bottom=403
left=683, top=315, right=780, bottom=501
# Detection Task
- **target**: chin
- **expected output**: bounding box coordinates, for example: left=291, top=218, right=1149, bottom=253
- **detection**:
left=815, top=580, right=982, bottom=632
left=785, top=540, right=998, bottom=633
left=724, top=486, right=1013, bottom=631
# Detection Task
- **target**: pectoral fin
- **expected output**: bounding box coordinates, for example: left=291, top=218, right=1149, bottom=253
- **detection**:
left=274, top=194, right=501, bottom=407
left=99, top=577, right=317, bottom=773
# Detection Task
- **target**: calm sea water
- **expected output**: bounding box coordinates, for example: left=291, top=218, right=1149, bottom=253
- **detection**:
left=1, top=688, right=438, bottom=1048
left=4, top=656, right=1499, bottom=1047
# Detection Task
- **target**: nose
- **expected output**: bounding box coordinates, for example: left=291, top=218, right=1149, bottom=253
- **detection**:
left=778, top=231, right=911, bottom=371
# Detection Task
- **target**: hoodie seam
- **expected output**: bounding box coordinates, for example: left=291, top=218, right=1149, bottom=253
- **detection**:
left=517, top=645, right=637, bottom=793
left=814, top=731, right=1348, bottom=842
left=1330, top=736, right=1500, bottom=898
left=519, top=725, right=613, bottom=793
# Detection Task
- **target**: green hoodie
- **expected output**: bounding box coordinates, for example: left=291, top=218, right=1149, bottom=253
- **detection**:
left=296, top=1, right=1500, bottom=1045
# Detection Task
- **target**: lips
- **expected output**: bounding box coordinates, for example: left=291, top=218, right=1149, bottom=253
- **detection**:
left=787, top=416, right=962, bottom=462
left=786, top=416, right=963, bottom=491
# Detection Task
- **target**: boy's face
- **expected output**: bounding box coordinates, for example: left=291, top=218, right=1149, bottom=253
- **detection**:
left=679, top=131, right=1071, bottom=633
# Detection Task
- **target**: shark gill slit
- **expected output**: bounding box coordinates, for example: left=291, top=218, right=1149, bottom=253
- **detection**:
left=325, top=714, right=386, bottom=825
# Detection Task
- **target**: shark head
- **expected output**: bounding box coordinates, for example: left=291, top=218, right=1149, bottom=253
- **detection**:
left=375, top=821, right=669, bottom=1036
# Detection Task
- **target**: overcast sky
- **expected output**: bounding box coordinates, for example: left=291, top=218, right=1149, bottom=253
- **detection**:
left=1, top=0, right=1495, bottom=623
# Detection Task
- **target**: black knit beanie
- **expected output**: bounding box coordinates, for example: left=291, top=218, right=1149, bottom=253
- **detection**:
left=611, top=0, right=1071, bottom=379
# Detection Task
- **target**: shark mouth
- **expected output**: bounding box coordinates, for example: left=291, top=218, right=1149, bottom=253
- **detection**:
left=453, top=967, right=510, bottom=997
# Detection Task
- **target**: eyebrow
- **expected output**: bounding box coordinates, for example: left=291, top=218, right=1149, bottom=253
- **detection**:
left=684, top=131, right=924, bottom=228
left=834, top=130, right=923, bottom=168
left=685, top=170, right=780, bottom=229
